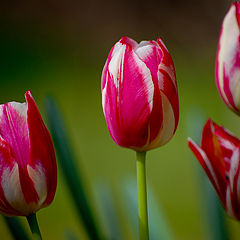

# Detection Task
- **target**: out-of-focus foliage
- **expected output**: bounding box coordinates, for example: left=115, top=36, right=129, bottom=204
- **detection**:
left=1, top=0, right=240, bottom=239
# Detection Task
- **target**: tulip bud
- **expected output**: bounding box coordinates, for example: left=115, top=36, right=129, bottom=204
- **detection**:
left=188, top=119, right=240, bottom=220
left=0, top=91, right=57, bottom=216
left=101, top=37, right=179, bottom=151
left=216, top=2, right=240, bottom=114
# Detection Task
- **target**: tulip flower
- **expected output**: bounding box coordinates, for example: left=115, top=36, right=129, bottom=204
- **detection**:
left=101, top=36, right=179, bottom=152
left=101, top=36, right=179, bottom=240
left=188, top=119, right=240, bottom=220
left=0, top=91, right=57, bottom=238
left=216, top=2, right=240, bottom=115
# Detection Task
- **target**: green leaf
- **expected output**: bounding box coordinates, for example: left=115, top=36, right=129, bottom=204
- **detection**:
left=93, top=180, right=123, bottom=240
left=3, top=216, right=30, bottom=240
left=44, top=97, right=103, bottom=240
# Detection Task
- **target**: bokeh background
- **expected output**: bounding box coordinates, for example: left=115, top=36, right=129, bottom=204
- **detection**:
left=0, top=0, right=239, bottom=239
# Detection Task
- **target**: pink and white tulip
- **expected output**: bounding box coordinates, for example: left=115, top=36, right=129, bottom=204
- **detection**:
left=0, top=91, right=57, bottom=216
left=101, top=37, right=179, bottom=151
left=188, top=119, right=240, bottom=220
left=216, top=2, right=240, bottom=114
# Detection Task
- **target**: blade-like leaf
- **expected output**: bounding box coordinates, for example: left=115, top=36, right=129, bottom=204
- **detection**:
left=3, top=216, right=30, bottom=240
left=94, top=180, right=123, bottom=240
left=64, top=230, right=79, bottom=240
left=45, top=97, right=103, bottom=240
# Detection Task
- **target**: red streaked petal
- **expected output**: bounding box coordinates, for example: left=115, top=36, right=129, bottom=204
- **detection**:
left=119, top=36, right=138, bottom=48
left=157, top=38, right=177, bottom=87
left=102, top=37, right=138, bottom=91
left=103, top=43, right=154, bottom=149
left=228, top=146, right=240, bottom=219
left=0, top=136, right=39, bottom=215
left=214, top=123, right=240, bottom=160
left=0, top=137, right=23, bottom=216
left=216, top=3, right=240, bottom=113
left=235, top=2, right=240, bottom=27
left=201, top=119, right=229, bottom=179
left=147, top=91, right=175, bottom=149
left=25, top=91, right=57, bottom=206
left=0, top=102, right=29, bottom=168
left=135, top=41, right=164, bottom=143
left=157, top=68, right=179, bottom=132
left=135, top=40, right=163, bottom=83
left=188, top=138, right=226, bottom=205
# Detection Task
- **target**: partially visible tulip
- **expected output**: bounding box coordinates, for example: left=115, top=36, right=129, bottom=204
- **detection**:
left=101, top=36, right=179, bottom=151
left=188, top=119, right=240, bottom=220
left=216, top=2, right=240, bottom=114
left=0, top=91, right=57, bottom=216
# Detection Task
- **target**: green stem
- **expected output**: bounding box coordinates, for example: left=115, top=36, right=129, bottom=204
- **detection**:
left=26, top=213, right=42, bottom=240
left=136, top=151, right=149, bottom=240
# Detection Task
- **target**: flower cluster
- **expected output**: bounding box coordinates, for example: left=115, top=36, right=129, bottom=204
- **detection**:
left=188, top=1, right=240, bottom=221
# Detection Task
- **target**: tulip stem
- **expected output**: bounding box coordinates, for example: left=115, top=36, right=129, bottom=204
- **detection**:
left=136, top=151, right=149, bottom=240
left=26, top=213, right=42, bottom=240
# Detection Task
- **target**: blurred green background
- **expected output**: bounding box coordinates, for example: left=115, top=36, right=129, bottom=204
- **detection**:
left=1, top=0, right=240, bottom=239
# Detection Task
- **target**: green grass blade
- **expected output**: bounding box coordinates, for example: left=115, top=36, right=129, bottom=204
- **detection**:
left=3, top=216, right=30, bottom=240
left=64, top=230, right=79, bottom=240
left=202, top=177, right=229, bottom=240
left=44, top=97, right=102, bottom=240
left=94, top=180, right=123, bottom=240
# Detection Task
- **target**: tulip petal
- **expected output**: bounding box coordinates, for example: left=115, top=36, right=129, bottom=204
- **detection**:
left=135, top=41, right=164, bottom=143
left=147, top=91, right=175, bottom=149
left=0, top=102, right=29, bottom=168
left=27, top=164, right=47, bottom=206
left=135, top=40, right=163, bottom=83
left=201, top=120, right=230, bottom=178
left=25, top=91, right=57, bottom=206
left=216, top=3, right=240, bottom=112
left=157, top=38, right=177, bottom=88
left=157, top=69, right=179, bottom=132
left=0, top=137, right=23, bottom=216
left=228, top=146, right=240, bottom=219
left=188, top=138, right=225, bottom=204
left=2, top=164, right=26, bottom=213
left=102, top=37, right=138, bottom=91
left=135, top=39, right=179, bottom=145
left=102, top=41, right=154, bottom=149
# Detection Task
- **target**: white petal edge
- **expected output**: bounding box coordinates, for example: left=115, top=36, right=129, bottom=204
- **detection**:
left=158, top=63, right=177, bottom=90
left=147, top=91, right=175, bottom=149
left=188, top=138, right=221, bottom=194
left=1, top=163, right=29, bottom=214
left=8, top=102, right=27, bottom=117
left=108, top=43, right=127, bottom=88
left=27, top=163, right=47, bottom=206
left=229, top=147, right=240, bottom=206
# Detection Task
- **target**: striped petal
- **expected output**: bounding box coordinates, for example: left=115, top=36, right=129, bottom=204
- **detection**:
left=102, top=39, right=154, bottom=149
left=216, top=2, right=240, bottom=114
left=0, top=91, right=57, bottom=216
left=102, top=36, right=179, bottom=151
left=188, top=138, right=225, bottom=205
left=26, top=91, right=57, bottom=206
left=228, top=145, right=240, bottom=219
